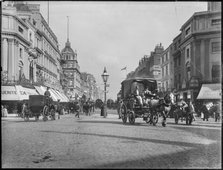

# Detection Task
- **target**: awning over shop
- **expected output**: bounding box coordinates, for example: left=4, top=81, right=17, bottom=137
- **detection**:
left=48, top=89, right=58, bottom=102
left=60, top=92, right=69, bottom=102
left=15, top=85, right=38, bottom=100
left=1, top=86, right=19, bottom=101
left=197, top=83, right=221, bottom=100
left=1, top=85, right=38, bottom=101
left=53, top=90, right=66, bottom=102
left=34, top=86, right=45, bottom=95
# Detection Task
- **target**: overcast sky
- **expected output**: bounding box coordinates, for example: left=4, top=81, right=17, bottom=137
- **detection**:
left=30, top=1, right=207, bottom=100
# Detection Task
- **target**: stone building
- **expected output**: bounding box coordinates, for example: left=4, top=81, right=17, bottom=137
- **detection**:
left=160, top=44, right=174, bottom=92
left=3, top=2, right=63, bottom=91
left=173, top=1, right=221, bottom=101
left=61, top=39, right=81, bottom=99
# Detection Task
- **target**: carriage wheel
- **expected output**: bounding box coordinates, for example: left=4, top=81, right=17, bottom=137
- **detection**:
left=145, top=112, right=151, bottom=124
left=128, top=111, right=135, bottom=124
left=152, top=112, right=159, bottom=126
left=121, top=104, right=127, bottom=124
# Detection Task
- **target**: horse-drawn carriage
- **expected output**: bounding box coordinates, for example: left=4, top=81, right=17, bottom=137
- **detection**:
left=120, top=77, right=165, bottom=126
left=23, top=95, right=59, bottom=121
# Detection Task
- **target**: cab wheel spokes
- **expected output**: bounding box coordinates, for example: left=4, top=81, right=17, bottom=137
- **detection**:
left=121, top=104, right=127, bottom=124
left=128, top=111, right=135, bottom=124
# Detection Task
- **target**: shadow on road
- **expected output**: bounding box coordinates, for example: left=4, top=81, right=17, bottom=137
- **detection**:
left=77, top=120, right=145, bottom=126
left=40, top=130, right=210, bottom=148
left=167, top=122, right=221, bottom=128
left=94, top=143, right=220, bottom=169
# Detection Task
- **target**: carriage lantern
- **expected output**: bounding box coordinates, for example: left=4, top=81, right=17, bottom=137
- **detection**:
left=101, top=67, right=109, bottom=118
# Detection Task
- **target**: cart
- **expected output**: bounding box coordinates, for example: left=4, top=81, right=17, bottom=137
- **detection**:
left=120, top=77, right=159, bottom=125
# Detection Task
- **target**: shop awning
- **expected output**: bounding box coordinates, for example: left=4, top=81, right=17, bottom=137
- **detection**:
left=34, top=86, right=45, bottom=95
left=53, top=90, right=66, bottom=102
left=48, top=89, right=58, bottom=102
left=197, top=83, right=221, bottom=100
left=1, top=86, right=19, bottom=101
left=60, top=92, right=69, bottom=102
left=15, top=85, right=38, bottom=100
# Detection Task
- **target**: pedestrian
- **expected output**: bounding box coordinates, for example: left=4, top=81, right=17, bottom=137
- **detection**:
left=201, top=103, right=209, bottom=121
left=57, top=99, right=61, bottom=119
left=189, top=100, right=196, bottom=121
left=74, top=101, right=80, bottom=118
left=3, top=105, right=8, bottom=117
left=1, top=105, right=4, bottom=117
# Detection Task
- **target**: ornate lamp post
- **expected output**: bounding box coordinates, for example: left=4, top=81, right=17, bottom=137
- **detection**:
left=101, top=67, right=109, bottom=118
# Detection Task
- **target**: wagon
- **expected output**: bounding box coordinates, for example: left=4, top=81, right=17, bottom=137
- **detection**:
left=23, top=95, right=58, bottom=121
left=120, top=77, right=159, bottom=125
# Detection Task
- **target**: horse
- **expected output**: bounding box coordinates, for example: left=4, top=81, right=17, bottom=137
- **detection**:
left=148, top=92, right=173, bottom=127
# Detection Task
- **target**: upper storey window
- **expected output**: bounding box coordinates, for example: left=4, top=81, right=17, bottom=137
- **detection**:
left=211, top=42, right=220, bottom=52
left=185, top=25, right=191, bottom=38
left=18, top=26, right=23, bottom=34
left=211, top=18, right=221, bottom=26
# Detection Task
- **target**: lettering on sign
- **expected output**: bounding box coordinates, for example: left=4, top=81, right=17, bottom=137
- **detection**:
left=1, top=91, right=17, bottom=95
left=20, top=91, right=27, bottom=95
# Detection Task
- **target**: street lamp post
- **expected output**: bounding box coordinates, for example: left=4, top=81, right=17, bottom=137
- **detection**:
left=101, top=67, right=109, bottom=118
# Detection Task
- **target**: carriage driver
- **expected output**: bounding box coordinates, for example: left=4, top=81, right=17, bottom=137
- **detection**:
left=44, top=87, right=52, bottom=106
left=133, top=85, right=143, bottom=107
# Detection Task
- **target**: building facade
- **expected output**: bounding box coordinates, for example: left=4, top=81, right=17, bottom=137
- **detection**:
left=174, top=1, right=221, bottom=101
left=2, top=2, right=63, bottom=91
left=160, top=44, right=174, bottom=92
left=61, top=40, right=81, bottom=99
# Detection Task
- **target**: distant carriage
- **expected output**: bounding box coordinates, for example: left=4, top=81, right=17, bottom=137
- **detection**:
left=23, top=95, right=59, bottom=121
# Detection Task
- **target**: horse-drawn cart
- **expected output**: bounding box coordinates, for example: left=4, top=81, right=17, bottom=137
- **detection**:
left=23, top=95, right=58, bottom=121
left=120, top=77, right=160, bottom=125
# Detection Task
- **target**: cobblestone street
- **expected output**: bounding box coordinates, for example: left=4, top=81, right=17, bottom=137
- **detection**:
left=2, top=109, right=221, bottom=168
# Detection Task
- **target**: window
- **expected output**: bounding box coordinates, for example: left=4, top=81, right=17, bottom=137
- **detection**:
left=211, top=19, right=221, bottom=25
left=165, top=53, right=168, bottom=61
left=212, top=65, right=220, bottom=82
left=166, top=81, right=168, bottom=91
left=178, top=74, right=181, bottom=86
left=19, top=48, right=22, bottom=59
left=174, top=58, right=177, bottom=68
left=178, top=56, right=181, bottom=66
left=174, top=43, right=177, bottom=51
left=29, top=32, right=32, bottom=42
left=29, top=61, right=34, bottom=82
left=185, top=26, right=191, bottom=36
left=162, top=67, right=164, bottom=77
left=166, top=65, right=168, bottom=76
left=186, top=48, right=190, bottom=58
left=18, top=26, right=23, bottom=34
left=69, top=80, right=73, bottom=86
left=212, top=42, right=220, bottom=52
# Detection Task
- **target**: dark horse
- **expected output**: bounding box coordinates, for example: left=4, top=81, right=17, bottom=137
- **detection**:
left=148, top=92, right=173, bottom=127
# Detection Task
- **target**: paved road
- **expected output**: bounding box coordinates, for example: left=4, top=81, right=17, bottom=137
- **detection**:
left=1, top=109, right=221, bottom=168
